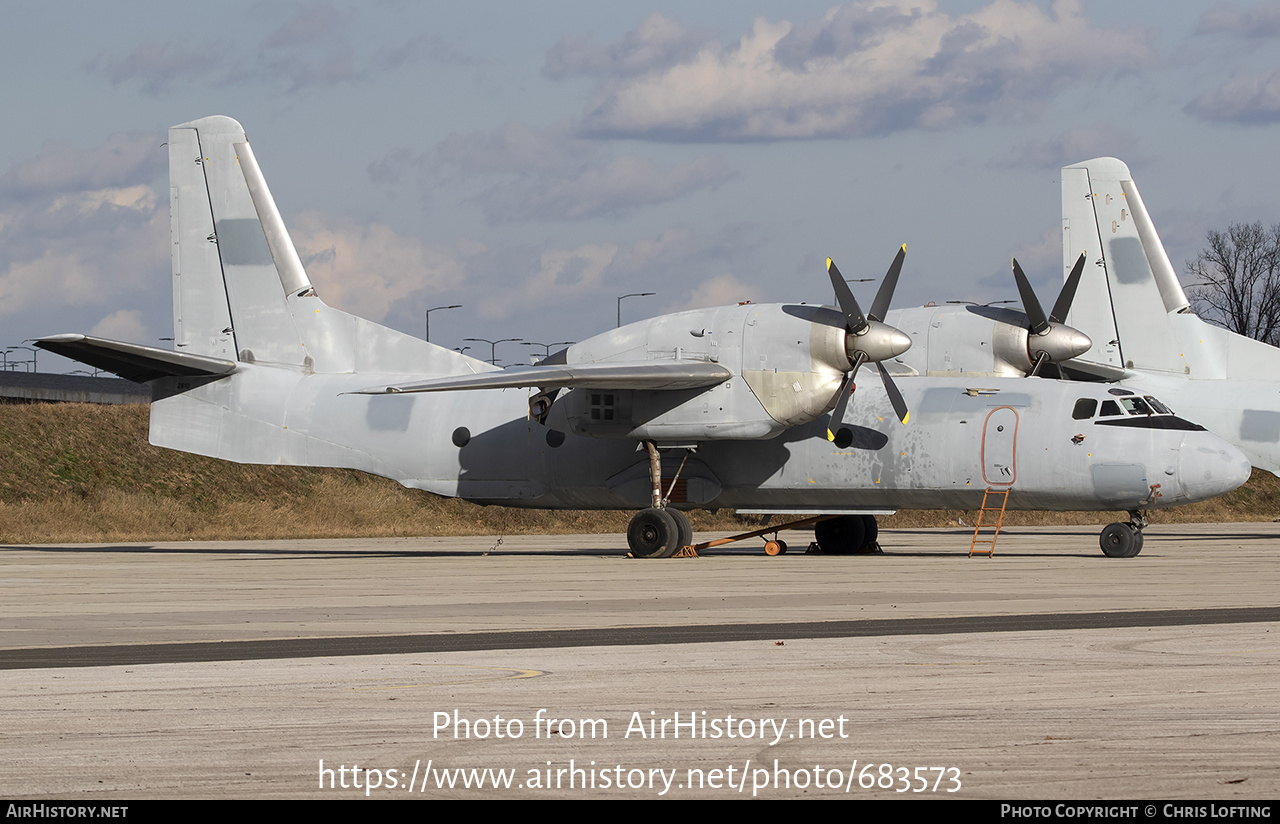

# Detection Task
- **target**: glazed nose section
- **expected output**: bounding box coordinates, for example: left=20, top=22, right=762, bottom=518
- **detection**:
left=1178, top=434, right=1252, bottom=501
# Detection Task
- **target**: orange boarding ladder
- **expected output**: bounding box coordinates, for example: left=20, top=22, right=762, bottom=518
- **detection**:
left=968, top=487, right=1010, bottom=557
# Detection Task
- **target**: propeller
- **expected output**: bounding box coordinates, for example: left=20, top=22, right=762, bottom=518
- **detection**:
left=825, top=245, right=913, bottom=441
left=1010, top=252, right=1092, bottom=377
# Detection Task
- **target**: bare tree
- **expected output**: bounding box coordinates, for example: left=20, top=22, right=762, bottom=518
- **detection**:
left=1187, top=221, right=1280, bottom=345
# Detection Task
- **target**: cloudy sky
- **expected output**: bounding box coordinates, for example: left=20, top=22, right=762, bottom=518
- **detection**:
left=2, top=0, right=1277, bottom=371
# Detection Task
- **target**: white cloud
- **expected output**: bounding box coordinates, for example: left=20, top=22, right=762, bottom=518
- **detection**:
left=87, top=4, right=458, bottom=95
left=571, top=0, right=1151, bottom=141
left=84, top=41, right=223, bottom=95
left=1196, top=2, right=1280, bottom=38
left=543, top=12, right=711, bottom=79
left=90, top=309, right=148, bottom=343
left=1185, top=68, right=1280, bottom=124
left=438, top=121, right=579, bottom=176
left=0, top=132, right=168, bottom=323
left=452, top=224, right=765, bottom=326
left=483, top=154, right=733, bottom=222
left=290, top=210, right=471, bottom=322
left=1012, top=125, right=1142, bottom=169
left=0, top=133, right=164, bottom=201
left=669, top=273, right=757, bottom=312
left=429, top=120, right=734, bottom=222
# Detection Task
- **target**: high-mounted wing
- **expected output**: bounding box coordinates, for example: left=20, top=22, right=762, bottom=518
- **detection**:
left=351, top=360, right=733, bottom=395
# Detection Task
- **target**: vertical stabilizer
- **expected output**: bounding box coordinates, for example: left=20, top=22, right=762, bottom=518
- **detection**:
left=1062, top=158, right=1188, bottom=374
left=168, top=121, right=236, bottom=360
left=167, top=116, right=470, bottom=378
left=169, top=116, right=311, bottom=368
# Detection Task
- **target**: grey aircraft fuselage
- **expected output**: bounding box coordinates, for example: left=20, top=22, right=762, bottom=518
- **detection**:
left=148, top=299, right=1247, bottom=516
left=36, top=117, right=1251, bottom=549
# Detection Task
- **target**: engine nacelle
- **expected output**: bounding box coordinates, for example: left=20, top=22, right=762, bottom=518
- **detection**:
left=550, top=303, right=853, bottom=441
left=887, top=304, right=1088, bottom=378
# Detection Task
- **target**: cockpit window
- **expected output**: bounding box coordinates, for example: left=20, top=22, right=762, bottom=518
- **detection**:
left=1120, top=396, right=1155, bottom=415
left=1099, top=400, right=1123, bottom=416
left=1072, top=398, right=1097, bottom=420
left=1144, top=395, right=1172, bottom=414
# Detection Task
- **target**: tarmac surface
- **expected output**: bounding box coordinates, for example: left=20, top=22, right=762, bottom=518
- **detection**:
left=2, top=523, right=1278, bottom=799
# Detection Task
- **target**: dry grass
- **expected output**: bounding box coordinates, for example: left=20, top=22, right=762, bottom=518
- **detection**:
left=2, top=402, right=1278, bottom=544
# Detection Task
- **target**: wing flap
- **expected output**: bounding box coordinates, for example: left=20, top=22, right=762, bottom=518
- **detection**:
left=35, top=334, right=238, bottom=383
left=352, top=360, right=732, bottom=394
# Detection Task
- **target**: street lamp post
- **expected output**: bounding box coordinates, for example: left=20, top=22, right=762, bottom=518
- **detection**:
left=617, top=292, right=655, bottom=327
left=425, top=304, right=462, bottom=343
left=464, top=337, right=521, bottom=366
left=7, top=345, right=35, bottom=373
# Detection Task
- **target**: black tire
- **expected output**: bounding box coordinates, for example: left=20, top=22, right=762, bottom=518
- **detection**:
left=858, top=514, right=879, bottom=552
left=1129, top=529, right=1145, bottom=557
left=668, top=509, right=693, bottom=552
left=628, top=508, right=681, bottom=558
left=1100, top=522, right=1138, bottom=558
left=814, top=515, right=866, bottom=555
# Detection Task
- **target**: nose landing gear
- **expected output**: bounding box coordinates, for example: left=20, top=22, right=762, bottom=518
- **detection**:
left=1099, top=510, right=1147, bottom=557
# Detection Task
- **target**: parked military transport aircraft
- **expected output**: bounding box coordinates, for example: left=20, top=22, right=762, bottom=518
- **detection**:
left=35, top=118, right=1251, bottom=558
left=884, top=158, right=1280, bottom=480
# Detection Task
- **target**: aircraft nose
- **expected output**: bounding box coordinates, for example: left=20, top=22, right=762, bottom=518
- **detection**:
left=1178, top=434, right=1252, bottom=501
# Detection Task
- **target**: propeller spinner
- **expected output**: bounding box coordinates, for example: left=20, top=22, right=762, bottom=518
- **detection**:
left=1011, top=252, right=1092, bottom=377
left=825, top=245, right=913, bottom=440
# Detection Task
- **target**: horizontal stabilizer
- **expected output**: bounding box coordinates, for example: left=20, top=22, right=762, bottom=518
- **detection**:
left=352, top=360, right=733, bottom=395
left=35, top=334, right=237, bottom=383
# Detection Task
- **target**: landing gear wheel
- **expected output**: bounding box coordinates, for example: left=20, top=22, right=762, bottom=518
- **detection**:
left=667, top=509, right=693, bottom=552
left=1099, top=522, right=1141, bottom=558
left=814, top=515, right=866, bottom=555
left=1128, top=528, right=1144, bottom=557
left=764, top=539, right=788, bottom=556
left=628, top=508, right=681, bottom=558
left=858, top=514, right=879, bottom=553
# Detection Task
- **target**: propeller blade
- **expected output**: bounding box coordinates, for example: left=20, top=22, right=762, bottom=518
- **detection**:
left=1012, top=258, right=1049, bottom=335
left=827, top=257, right=868, bottom=334
left=826, top=372, right=855, bottom=441
left=1049, top=252, right=1087, bottom=324
left=877, top=362, right=909, bottom=424
left=868, top=244, right=906, bottom=322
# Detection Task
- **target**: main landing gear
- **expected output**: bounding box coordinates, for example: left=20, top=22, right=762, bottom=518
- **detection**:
left=1099, top=510, right=1147, bottom=558
left=624, top=442, right=892, bottom=558
left=626, top=441, right=695, bottom=559
left=812, top=514, right=880, bottom=555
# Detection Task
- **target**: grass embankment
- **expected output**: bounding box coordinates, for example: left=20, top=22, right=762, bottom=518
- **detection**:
left=1, top=403, right=1277, bottom=544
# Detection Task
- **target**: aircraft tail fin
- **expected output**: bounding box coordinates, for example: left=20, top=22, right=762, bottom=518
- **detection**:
left=150, top=116, right=479, bottom=467
left=168, top=116, right=463, bottom=376
left=1061, top=157, right=1190, bottom=375
left=168, top=116, right=314, bottom=366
